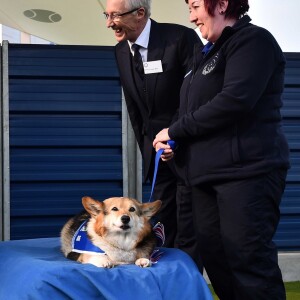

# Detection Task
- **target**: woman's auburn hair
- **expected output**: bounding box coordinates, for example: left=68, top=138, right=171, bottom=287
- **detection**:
left=185, top=0, right=249, bottom=19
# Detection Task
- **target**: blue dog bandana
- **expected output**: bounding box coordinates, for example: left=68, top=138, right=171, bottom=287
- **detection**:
left=72, top=220, right=105, bottom=255
left=72, top=221, right=165, bottom=256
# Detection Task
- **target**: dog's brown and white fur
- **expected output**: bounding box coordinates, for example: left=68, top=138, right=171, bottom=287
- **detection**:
left=61, top=196, right=161, bottom=268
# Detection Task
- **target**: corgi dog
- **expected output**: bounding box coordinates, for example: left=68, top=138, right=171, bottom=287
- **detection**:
left=61, top=196, right=162, bottom=268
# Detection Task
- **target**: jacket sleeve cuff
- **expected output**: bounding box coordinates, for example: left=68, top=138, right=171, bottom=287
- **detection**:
left=168, top=124, right=178, bottom=140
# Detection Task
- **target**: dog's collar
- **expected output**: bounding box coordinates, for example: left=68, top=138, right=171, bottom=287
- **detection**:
left=72, top=220, right=105, bottom=255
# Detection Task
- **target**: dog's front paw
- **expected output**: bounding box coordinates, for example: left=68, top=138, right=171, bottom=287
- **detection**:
left=83, top=254, right=114, bottom=268
left=97, top=256, right=114, bottom=268
left=135, top=258, right=152, bottom=268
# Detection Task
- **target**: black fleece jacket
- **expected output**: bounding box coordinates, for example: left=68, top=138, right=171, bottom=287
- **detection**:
left=169, top=15, right=290, bottom=186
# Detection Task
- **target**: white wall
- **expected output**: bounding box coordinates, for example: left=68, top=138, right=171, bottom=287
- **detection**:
left=0, top=0, right=298, bottom=50
left=195, top=0, right=299, bottom=52
left=247, top=0, right=299, bottom=52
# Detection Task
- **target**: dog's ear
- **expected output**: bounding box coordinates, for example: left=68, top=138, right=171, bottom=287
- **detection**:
left=141, top=200, right=162, bottom=219
left=82, top=196, right=104, bottom=218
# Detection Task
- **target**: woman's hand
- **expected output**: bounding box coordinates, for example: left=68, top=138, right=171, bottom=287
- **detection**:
left=155, top=142, right=174, bottom=161
left=153, top=128, right=170, bottom=147
left=153, top=128, right=174, bottom=161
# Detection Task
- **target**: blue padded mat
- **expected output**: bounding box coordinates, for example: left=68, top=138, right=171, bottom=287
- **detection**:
left=0, top=237, right=213, bottom=300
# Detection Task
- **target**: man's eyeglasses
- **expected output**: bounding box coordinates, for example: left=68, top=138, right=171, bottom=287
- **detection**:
left=103, top=7, right=140, bottom=20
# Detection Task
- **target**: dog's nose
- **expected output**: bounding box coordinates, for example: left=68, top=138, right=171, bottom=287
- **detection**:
left=121, top=215, right=130, bottom=224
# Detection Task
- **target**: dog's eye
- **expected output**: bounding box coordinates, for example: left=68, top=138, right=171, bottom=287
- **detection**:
left=111, top=207, right=119, bottom=211
left=129, top=207, right=136, bottom=212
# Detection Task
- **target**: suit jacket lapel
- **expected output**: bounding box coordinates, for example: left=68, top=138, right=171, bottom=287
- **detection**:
left=146, top=20, right=165, bottom=114
left=118, top=42, right=141, bottom=101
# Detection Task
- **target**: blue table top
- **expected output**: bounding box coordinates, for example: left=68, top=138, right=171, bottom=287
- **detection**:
left=0, top=237, right=213, bottom=300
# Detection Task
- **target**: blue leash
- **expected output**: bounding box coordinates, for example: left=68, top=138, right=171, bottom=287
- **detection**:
left=148, top=140, right=177, bottom=202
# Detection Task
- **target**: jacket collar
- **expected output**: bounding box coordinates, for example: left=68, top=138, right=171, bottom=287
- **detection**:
left=201, top=15, right=252, bottom=61
left=214, top=15, right=252, bottom=48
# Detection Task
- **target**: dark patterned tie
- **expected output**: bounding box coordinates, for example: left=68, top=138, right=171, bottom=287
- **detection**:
left=132, top=44, right=144, bottom=78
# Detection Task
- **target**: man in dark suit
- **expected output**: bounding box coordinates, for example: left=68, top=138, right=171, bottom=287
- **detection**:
left=105, top=0, right=202, bottom=269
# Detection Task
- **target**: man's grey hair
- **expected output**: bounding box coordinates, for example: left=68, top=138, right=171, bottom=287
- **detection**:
left=125, top=0, right=151, bottom=18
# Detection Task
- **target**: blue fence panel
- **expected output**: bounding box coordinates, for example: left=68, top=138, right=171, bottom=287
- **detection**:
left=8, top=44, right=122, bottom=239
left=273, top=52, right=300, bottom=250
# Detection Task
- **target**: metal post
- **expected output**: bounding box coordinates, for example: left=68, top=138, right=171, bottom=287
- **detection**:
left=0, top=42, right=3, bottom=241
left=135, top=137, right=143, bottom=202
left=2, top=40, right=10, bottom=240
left=121, top=89, right=142, bottom=201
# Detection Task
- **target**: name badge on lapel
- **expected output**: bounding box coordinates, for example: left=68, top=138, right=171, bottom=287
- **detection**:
left=143, top=60, right=163, bottom=74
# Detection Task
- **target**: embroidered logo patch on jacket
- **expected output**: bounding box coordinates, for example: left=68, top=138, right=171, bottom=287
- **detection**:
left=202, top=53, right=219, bottom=75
